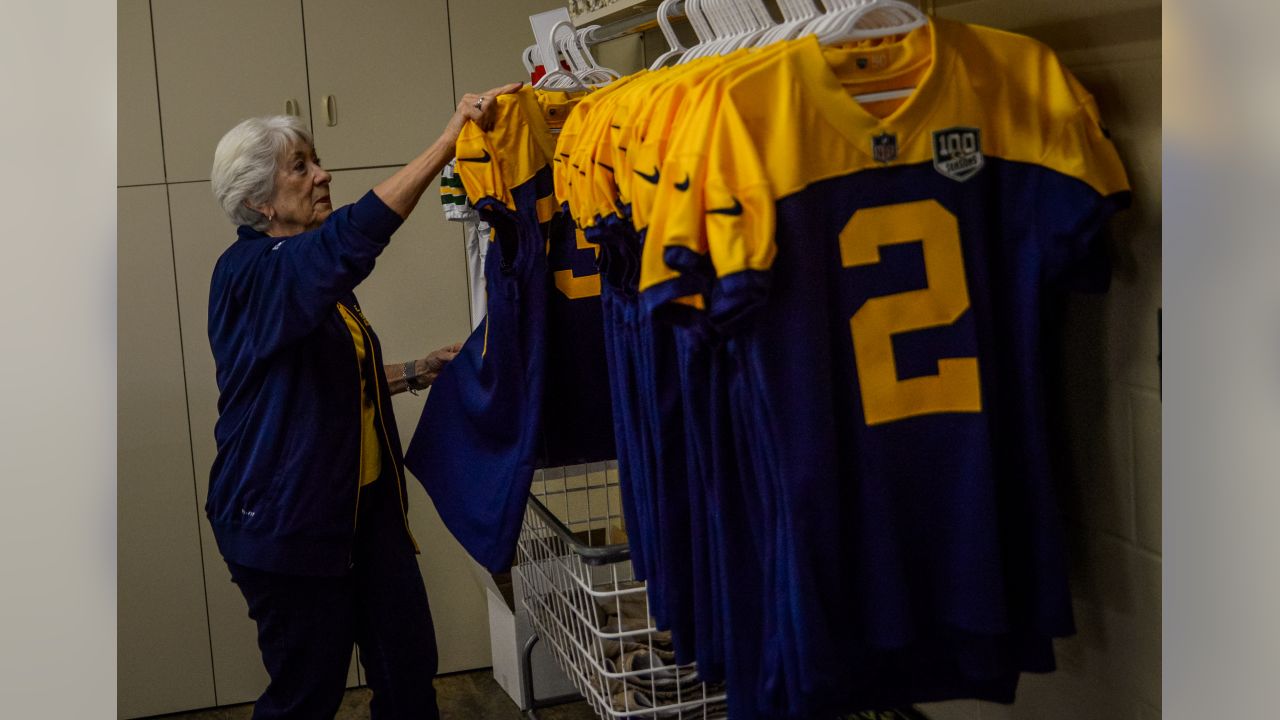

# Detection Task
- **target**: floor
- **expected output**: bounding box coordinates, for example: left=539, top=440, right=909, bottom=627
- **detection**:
left=160, top=668, right=599, bottom=720
left=155, top=668, right=931, bottom=720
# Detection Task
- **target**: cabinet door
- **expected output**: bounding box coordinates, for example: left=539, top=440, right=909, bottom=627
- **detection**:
left=328, top=168, right=491, bottom=673
left=448, top=0, right=559, bottom=99
left=118, top=185, right=216, bottom=718
left=118, top=0, right=165, bottom=186
left=153, top=0, right=310, bottom=183
left=168, top=182, right=268, bottom=705
left=303, top=0, right=454, bottom=170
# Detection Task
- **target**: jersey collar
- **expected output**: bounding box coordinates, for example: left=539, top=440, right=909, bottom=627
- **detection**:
left=800, top=17, right=952, bottom=161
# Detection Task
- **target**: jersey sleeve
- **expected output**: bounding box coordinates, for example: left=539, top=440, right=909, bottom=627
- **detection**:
left=455, top=94, right=551, bottom=271
left=553, top=94, right=586, bottom=209
left=698, top=96, right=778, bottom=332
left=439, top=158, right=479, bottom=222
left=454, top=119, right=512, bottom=213
left=589, top=91, right=630, bottom=223
left=1037, top=69, right=1132, bottom=291
left=638, top=83, right=722, bottom=314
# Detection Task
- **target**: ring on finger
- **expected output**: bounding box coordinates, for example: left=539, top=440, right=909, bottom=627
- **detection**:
left=473, top=96, right=485, bottom=110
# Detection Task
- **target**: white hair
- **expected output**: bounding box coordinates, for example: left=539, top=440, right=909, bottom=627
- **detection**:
left=210, top=115, right=314, bottom=230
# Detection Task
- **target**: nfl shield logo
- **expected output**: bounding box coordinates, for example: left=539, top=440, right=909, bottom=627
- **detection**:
left=872, top=132, right=898, bottom=164
left=932, top=126, right=984, bottom=181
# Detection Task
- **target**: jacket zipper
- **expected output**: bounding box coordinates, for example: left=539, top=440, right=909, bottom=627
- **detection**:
left=337, top=302, right=365, bottom=570
left=342, top=301, right=420, bottom=553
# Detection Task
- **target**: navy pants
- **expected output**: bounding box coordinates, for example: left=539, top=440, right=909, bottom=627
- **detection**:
left=227, top=479, right=439, bottom=720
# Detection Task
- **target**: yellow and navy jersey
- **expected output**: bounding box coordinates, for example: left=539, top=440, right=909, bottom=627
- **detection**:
left=640, top=19, right=1128, bottom=712
left=405, top=86, right=614, bottom=574
left=552, top=75, right=637, bottom=227
left=562, top=47, right=830, bottom=697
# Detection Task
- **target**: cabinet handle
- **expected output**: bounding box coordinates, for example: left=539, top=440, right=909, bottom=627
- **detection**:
left=323, top=95, right=337, bottom=127
left=284, top=99, right=299, bottom=116
left=324, top=95, right=337, bottom=127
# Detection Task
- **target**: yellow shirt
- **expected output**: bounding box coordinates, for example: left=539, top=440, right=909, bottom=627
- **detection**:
left=338, top=304, right=382, bottom=487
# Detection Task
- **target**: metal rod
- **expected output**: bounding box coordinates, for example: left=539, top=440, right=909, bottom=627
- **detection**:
left=580, top=0, right=685, bottom=45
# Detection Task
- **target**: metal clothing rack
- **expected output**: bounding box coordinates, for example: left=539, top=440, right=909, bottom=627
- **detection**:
left=514, top=465, right=727, bottom=719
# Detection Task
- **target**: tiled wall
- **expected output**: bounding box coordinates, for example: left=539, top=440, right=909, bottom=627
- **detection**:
left=922, top=1, right=1162, bottom=719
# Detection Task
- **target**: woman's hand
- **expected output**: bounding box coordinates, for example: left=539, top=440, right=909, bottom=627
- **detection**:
left=440, top=82, right=524, bottom=145
left=373, top=82, right=522, bottom=222
left=416, top=342, right=465, bottom=388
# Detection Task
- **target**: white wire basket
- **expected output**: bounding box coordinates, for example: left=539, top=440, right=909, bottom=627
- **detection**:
left=515, top=463, right=727, bottom=719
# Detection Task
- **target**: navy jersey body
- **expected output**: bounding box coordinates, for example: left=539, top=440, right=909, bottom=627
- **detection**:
left=541, top=211, right=616, bottom=467
left=405, top=169, right=549, bottom=574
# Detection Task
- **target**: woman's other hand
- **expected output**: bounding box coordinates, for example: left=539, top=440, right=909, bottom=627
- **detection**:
left=417, top=342, right=465, bottom=388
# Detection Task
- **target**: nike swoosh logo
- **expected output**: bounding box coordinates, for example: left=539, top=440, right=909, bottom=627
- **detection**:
left=635, top=167, right=660, bottom=185
left=457, top=149, right=490, bottom=163
left=706, top=198, right=744, bottom=216
left=674, top=175, right=690, bottom=192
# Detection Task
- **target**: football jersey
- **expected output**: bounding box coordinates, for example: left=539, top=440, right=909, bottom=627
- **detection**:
left=440, top=158, right=492, bottom=331
left=575, top=61, right=759, bottom=672
left=584, top=68, right=708, bottom=662
left=640, top=41, right=818, bottom=718
left=405, top=87, right=612, bottom=573
left=571, top=72, right=676, bottom=625
left=583, top=48, right=815, bottom=703
left=643, top=20, right=1129, bottom=713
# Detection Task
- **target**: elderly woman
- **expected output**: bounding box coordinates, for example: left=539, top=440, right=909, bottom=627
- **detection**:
left=205, top=83, right=519, bottom=720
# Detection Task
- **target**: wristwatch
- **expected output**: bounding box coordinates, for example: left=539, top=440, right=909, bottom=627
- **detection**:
left=403, top=360, right=427, bottom=395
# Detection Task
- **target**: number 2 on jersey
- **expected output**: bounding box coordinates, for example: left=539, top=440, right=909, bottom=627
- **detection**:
left=839, top=199, right=982, bottom=426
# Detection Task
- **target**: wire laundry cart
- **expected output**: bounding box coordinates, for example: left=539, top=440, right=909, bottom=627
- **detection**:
left=514, top=463, right=727, bottom=719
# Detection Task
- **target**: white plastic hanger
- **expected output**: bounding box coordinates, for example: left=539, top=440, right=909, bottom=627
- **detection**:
left=800, top=0, right=861, bottom=39
left=675, top=0, right=716, bottom=62
left=808, top=0, right=914, bottom=37
left=757, top=0, right=822, bottom=45
left=649, top=0, right=689, bottom=69
left=819, top=0, right=929, bottom=104
left=819, top=0, right=926, bottom=45
left=698, top=0, right=742, bottom=56
left=521, top=44, right=538, bottom=78
left=683, top=0, right=734, bottom=61
left=722, top=0, right=779, bottom=52
left=575, top=26, right=621, bottom=83
left=702, top=0, right=762, bottom=57
left=534, top=20, right=590, bottom=90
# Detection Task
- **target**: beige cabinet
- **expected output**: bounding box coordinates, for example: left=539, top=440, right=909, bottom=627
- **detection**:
left=118, top=0, right=165, bottom=186
left=153, top=0, right=458, bottom=183
left=448, top=0, right=560, bottom=99
left=117, top=185, right=215, bottom=718
left=152, top=0, right=311, bottom=183
left=167, top=181, right=269, bottom=705
left=303, top=0, right=455, bottom=170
